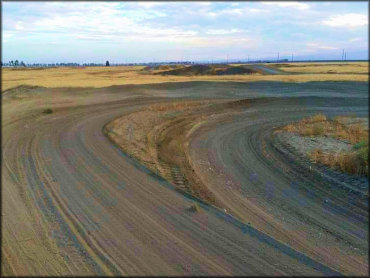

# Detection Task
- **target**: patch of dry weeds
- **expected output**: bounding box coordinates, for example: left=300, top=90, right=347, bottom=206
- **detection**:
left=281, top=113, right=368, bottom=176
left=281, top=113, right=368, bottom=143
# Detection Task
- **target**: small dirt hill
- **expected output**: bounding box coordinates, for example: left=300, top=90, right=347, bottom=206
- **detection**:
left=156, top=64, right=259, bottom=76
left=143, top=64, right=185, bottom=71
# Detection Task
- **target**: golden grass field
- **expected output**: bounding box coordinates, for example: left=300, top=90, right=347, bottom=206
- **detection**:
left=272, top=62, right=369, bottom=74
left=2, top=62, right=368, bottom=91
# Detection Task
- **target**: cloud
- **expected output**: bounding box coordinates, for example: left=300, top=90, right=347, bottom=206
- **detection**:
left=2, top=32, right=14, bottom=43
left=206, top=28, right=245, bottom=35
left=322, top=13, right=367, bottom=27
left=136, top=2, right=162, bottom=9
left=204, top=6, right=266, bottom=17
left=184, top=36, right=257, bottom=48
left=349, top=38, right=362, bottom=42
left=196, top=2, right=212, bottom=6
left=307, top=43, right=338, bottom=50
left=2, top=2, right=368, bottom=62
left=261, top=2, right=310, bottom=10
left=14, top=21, right=25, bottom=31
left=3, top=3, right=195, bottom=43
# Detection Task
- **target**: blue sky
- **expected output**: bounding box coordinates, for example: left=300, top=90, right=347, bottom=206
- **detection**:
left=2, top=1, right=368, bottom=63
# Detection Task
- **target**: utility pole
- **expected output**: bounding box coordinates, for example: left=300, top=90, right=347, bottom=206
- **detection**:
left=342, top=49, right=344, bottom=61
left=277, top=52, right=279, bottom=62
left=226, top=54, right=229, bottom=64
left=248, top=55, right=250, bottom=63
left=344, top=51, right=346, bottom=61
left=291, top=53, right=294, bottom=62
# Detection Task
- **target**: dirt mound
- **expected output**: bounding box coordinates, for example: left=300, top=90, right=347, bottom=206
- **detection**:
left=2, top=85, right=45, bottom=96
left=158, top=64, right=212, bottom=76
left=143, top=64, right=185, bottom=71
left=217, top=66, right=257, bottom=75
left=157, top=64, right=258, bottom=76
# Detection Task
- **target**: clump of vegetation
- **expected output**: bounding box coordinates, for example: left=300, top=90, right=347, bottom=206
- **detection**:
left=42, top=108, right=53, bottom=114
left=309, top=140, right=368, bottom=176
left=282, top=113, right=368, bottom=176
left=281, top=113, right=367, bottom=144
left=187, top=203, right=200, bottom=213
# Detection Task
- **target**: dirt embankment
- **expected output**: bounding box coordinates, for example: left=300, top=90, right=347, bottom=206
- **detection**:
left=104, top=99, right=249, bottom=207
left=142, top=64, right=185, bottom=71
left=154, top=64, right=260, bottom=76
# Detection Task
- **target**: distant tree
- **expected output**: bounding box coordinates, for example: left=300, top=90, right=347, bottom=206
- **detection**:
left=14, top=60, right=19, bottom=67
left=106, top=60, right=110, bottom=66
left=9, top=60, right=14, bottom=66
left=20, top=61, right=26, bottom=67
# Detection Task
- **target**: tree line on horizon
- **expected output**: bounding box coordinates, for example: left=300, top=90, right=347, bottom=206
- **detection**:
left=1, top=60, right=196, bottom=68
left=1, top=61, right=101, bottom=67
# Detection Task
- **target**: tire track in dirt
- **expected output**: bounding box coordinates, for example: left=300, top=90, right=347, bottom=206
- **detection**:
left=3, top=82, right=366, bottom=275
left=188, top=97, right=368, bottom=275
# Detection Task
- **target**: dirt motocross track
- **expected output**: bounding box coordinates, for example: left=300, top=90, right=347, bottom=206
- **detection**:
left=2, top=81, right=368, bottom=276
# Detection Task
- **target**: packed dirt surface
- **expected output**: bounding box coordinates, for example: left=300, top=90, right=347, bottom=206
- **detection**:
left=2, top=80, right=368, bottom=275
left=104, top=99, right=256, bottom=206
left=104, top=100, right=221, bottom=204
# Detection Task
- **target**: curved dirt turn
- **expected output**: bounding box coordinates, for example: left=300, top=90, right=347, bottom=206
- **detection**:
left=188, top=97, right=368, bottom=275
left=2, top=82, right=367, bottom=275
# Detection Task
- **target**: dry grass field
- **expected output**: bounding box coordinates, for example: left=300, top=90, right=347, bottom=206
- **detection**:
left=2, top=62, right=368, bottom=91
left=272, top=62, right=369, bottom=74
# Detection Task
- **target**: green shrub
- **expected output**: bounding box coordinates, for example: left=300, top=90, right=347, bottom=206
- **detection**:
left=42, top=108, right=53, bottom=114
left=353, top=140, right=368, bottom=150
left=187, top=203, right=200, bottom=213
left=357, top=146, right=368, bottom=163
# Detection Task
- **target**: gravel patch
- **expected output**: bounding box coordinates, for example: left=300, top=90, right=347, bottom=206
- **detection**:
left=276, top=132, right=353, bottom=155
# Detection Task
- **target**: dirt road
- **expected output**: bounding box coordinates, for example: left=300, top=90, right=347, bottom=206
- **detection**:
left=248, top=64, right=287, bottom=75
left=189, top=97, right=368, bottom=275
left=2, top=82, right=368, bottom=275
